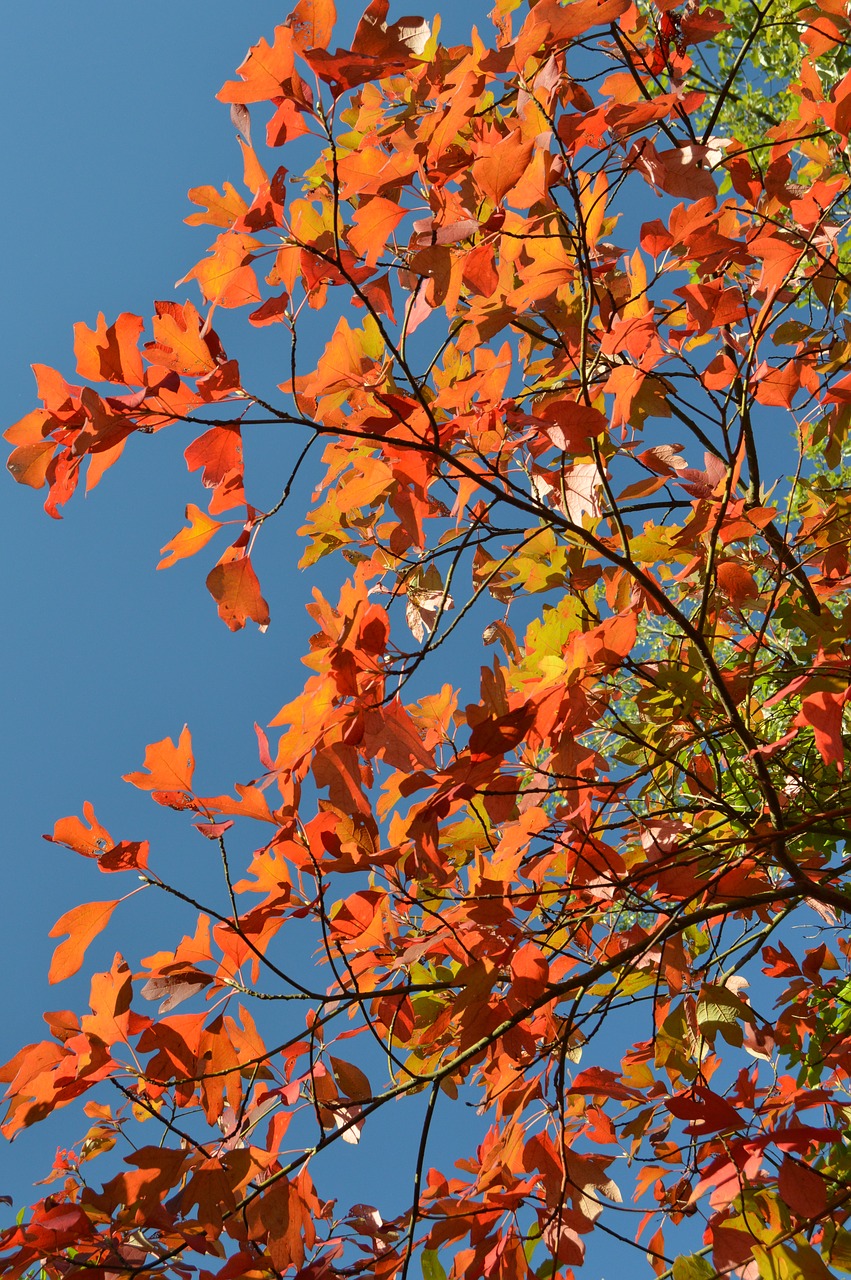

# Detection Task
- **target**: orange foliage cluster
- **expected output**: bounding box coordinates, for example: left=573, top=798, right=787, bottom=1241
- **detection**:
left=5, top=0, right=851, bottom=1277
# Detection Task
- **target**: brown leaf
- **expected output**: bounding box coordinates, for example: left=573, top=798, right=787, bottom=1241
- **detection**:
left=330, top=1056, right=372, bottom=1101
left=140, top=973, right=213, bottom=1014
left=229, top=102, right=252, bottom=147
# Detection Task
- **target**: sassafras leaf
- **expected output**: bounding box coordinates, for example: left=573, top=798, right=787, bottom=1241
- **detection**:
left=48, top=901, right=120, bottom=984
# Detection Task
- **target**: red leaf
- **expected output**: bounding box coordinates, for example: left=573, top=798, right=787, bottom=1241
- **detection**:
left=469, top=706, right=535, bottom=762
left=248, top=293, right=290, bottom=326
left=539, top=403, right=607, bottom=453
left=568, top=1067, right=643, bottom=1101
left=301, top=4, right=430, bottom=97
left=629, top=139, right=719, bottom=200
left=97, top=841, right=149, bottom=874
left=193, top=819, right=235, bottom=839
left=778, top=1157, right=828, bottom=1218
left=666, top=1086, right=742, bottom=1135
left=184, top=425, right=243, bottom=489
left=794, top=690, right=848, bottom=770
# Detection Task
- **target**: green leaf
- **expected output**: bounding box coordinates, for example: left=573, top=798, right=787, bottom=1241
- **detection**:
left=672, top=1255, right=715, bottom=1280
left=696, top=984, right=755, bottom=1047
left=421, top=1250, right=448, bottom=1280
left=824, top=1226, right=851, bottom=1272
left=523, top=1220, right=541, bottom=1264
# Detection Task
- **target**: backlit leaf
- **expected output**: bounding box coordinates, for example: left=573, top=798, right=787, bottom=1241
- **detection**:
left=48, top=901, right=119, bottom=984
left=157, top=504, right=223, bottom=569
left=206, top=554, right=270, bottom=631
left=123, top=726, right=195, bottom=793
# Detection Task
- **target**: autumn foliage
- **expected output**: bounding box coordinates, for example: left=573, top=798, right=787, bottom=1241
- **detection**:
left=6, top=0, right=851, bottom=1276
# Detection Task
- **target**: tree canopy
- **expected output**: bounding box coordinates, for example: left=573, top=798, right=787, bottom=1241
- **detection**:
left=4, top=1, right=851, bottom=1277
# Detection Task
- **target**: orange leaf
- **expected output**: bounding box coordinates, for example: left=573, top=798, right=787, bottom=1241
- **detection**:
left=123, top=725, right=195, bottom=792
left=177, top=232, right=262, bottom=309
left=185, top=182, right=248, bottom=228
left=217, top=26, right=297, bottom=104
left=510, top=943, right=549, bottom=1003
left=4, top=408, right=53, bottom=447
left=195, top=784, right=275, bottom=823
left=158, top=504, right=223, bottom=569
left=348, top=197, right=407, bottom=268
left=86, top=435, right=128, bottom=493
left=289, top=0, right=337, bottom=53
left=518, top=0, right=631, bottom=59
left=472, top=134, right=535, bottom=205
left=144, top=300, right=219, bottom=376
left=47, top=802, right=112, bottom=857
left=716, top=561, right=759, bottom=608
left=49, top=900, right=119, bottom=984
left=32, top=363, right=79, bottom=415
left=753, top=360, right=801, bottom=409
left=7, top=441, right=55, bottom=489
left=206, top=554, right=270, bottom=631
left=237, top=137, right=268, bottom=196
left=73, top=313, right=145, bottom=386
left=544, top=0, right=632, bottom=36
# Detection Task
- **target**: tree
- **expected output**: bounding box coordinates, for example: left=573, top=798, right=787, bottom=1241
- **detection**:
left=3, top=0, right=851, bottom=1276
left=697, top=0, right=851, bottom=155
